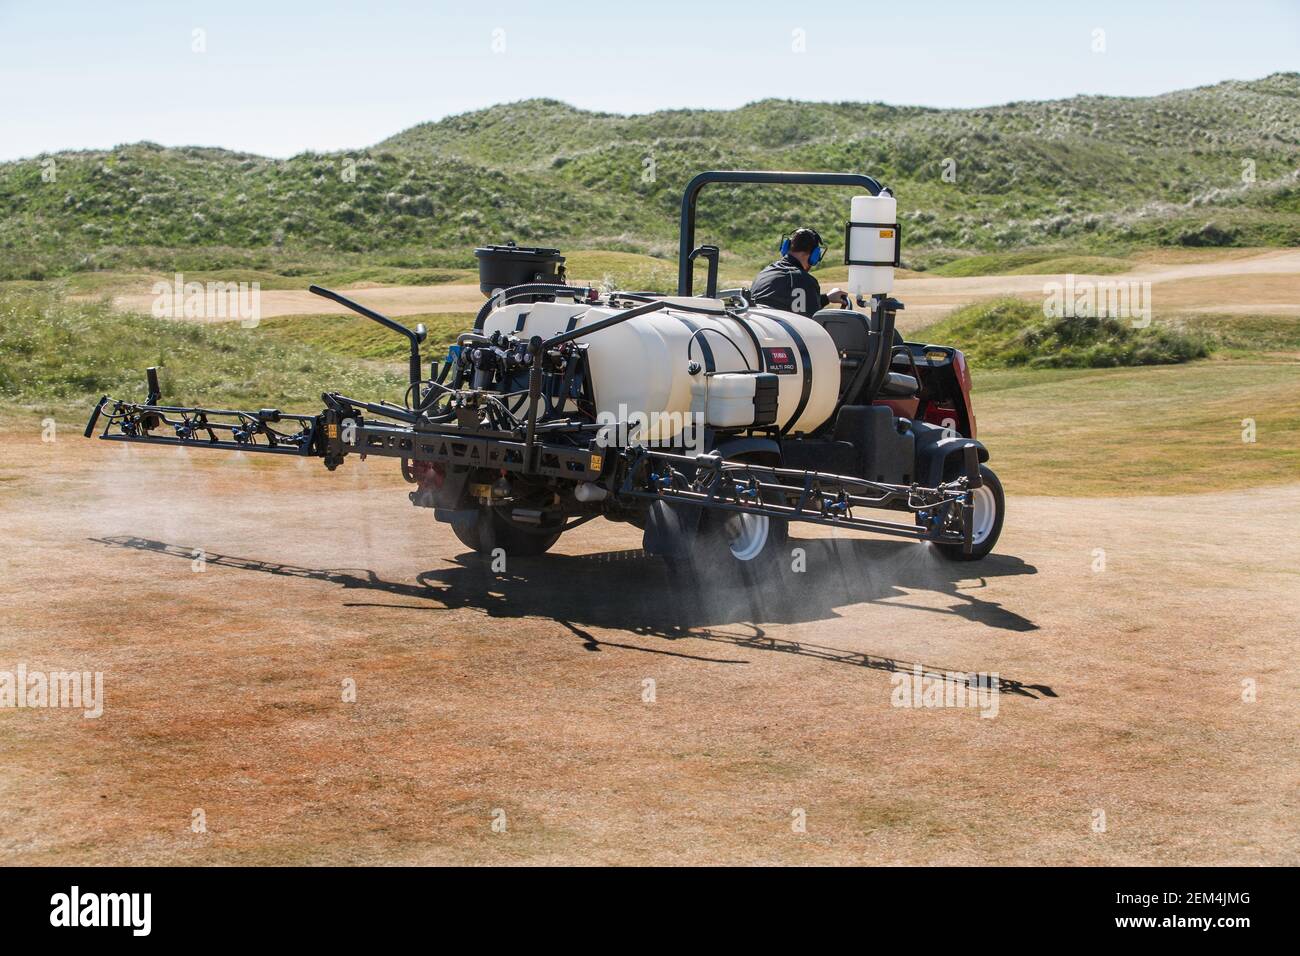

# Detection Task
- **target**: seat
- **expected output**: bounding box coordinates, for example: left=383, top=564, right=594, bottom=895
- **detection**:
left=811, top=308, right=880, bottom=403
left=811, top=306, right=907, bottom=404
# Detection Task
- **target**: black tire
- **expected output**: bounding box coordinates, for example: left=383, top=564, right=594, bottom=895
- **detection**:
left=451, top=506, right=562, bottom=557
left=661, top=459, right=790, bottom=581
left=925, top=463, right=1004, bottom=561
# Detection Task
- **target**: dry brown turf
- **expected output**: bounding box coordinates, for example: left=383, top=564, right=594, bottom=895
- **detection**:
left=0, top=432, right=1296, bottom=865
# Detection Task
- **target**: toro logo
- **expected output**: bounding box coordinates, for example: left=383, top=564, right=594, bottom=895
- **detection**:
left=763, top=347, right=797, bottom=374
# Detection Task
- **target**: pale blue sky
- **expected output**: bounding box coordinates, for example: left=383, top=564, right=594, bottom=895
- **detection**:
left=1, top=0, right=1295, bottom=161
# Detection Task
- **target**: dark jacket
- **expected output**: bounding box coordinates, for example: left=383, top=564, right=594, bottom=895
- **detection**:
left=749, top=254, right=828, bottom=317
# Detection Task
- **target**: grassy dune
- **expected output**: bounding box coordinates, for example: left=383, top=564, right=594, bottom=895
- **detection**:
left=3, top=74, right=1298, bottom=282
left=1178, top=312, right=1300, bottom=354
left=930, top=252, right=1135, bottom=277
left=917, top=298, right=1209, bottom=368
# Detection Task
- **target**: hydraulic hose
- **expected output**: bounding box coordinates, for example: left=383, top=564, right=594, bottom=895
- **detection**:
left=472, top=283, right=593, bottom=331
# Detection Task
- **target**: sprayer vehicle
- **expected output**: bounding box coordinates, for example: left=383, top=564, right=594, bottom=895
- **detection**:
left=85, top=171, right=1005, bottom=574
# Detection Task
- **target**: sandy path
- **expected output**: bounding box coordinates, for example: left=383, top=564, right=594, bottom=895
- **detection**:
left=105, top=250, right=1300, bottom=332
left=0, top=432, right=1295, bottom=865
left=892, top=249, right=1300, bottom=328
left=108, top=283, right=489, bottom=322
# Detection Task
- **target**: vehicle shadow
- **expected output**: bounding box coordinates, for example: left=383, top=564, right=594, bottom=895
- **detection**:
left=90, top=534, right=1053, bottom=698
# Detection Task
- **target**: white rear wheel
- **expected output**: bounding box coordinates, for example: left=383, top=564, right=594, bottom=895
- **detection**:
left=725, top=512, right=771, bottom=561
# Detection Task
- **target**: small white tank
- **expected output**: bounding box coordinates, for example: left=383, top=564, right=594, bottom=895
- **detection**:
left=481, top=300, right=841, bottom=441
left=845, top=193, right=898, bottom=297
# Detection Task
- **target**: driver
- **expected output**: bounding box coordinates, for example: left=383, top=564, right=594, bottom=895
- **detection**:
left=749, top=227, right=846, bottom=317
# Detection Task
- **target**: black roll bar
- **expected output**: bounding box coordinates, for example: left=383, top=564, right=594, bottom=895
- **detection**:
left=676, top=170, right=885, bottom=296
left=309, top=285, right=427, bottom=387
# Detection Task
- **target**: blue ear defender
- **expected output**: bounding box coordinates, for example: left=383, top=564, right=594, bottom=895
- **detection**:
left=781, top=230, right=826, bottom=266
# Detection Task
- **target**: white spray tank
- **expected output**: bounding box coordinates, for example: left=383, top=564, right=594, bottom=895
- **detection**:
left=481, top=301, right=841, bottom=440
left=845, top=192, right=899, bottom=297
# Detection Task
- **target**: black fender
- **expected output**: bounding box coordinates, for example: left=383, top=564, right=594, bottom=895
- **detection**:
left=912, top=420, right=988, bottom=487
left=710, top=434, right=782, bottom=465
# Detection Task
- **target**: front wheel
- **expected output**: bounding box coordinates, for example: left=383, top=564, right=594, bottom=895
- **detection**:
left=926, top=464, right=1004, bottom=561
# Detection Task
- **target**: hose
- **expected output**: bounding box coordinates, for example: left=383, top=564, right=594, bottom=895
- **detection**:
left=472, top=283, right=593, bottom=331
left=686, top=327, right=751, bottom=371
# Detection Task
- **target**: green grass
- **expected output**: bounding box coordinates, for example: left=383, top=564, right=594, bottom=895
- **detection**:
left=0, top=265, right=478, bottom=296
left=563, top=250, right=681, bottom=292
left=973, top=360, right=1300, bottom=495
left=929, top=251, right=1135, bottom=277
left=918, top=297, right=1209, bottom=368
left=930, top=251, right=1068, bottom=277
left=0, top=288, right=406, bottom=418
left=183, top=266, right=476, bottom=290
left=1171, top=312, right=1300, bottom=355
left=0, top=242, right=486, bottom=285
left=1003, top=255, right=1134, bottom=275
left=253, top=312, right=476, bottom=360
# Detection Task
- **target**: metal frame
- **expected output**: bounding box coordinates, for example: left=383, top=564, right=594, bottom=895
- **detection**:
left=843, top=220, right=902, bottom=268
left=621, top=447, right=976, bottom=550
left=309, top=284, right=427, bottom=387
left=86, top=385, right=975, bottom=552
left=86, top=396, right=317, bottom=456
left=677, top=170, right=884, bottom=295
left=323, top=410, right=604, bottom=482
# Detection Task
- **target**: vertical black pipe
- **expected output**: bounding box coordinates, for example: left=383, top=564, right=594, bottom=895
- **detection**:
left=308, top=284, right=424, bottom=388
left=522, top=336, right=545, bottom=473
